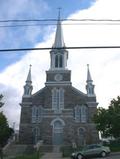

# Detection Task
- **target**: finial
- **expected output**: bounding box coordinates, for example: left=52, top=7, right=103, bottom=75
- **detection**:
left=87, top=64, right=89, bottom=68
left=29, top=64, right=32, bottom=71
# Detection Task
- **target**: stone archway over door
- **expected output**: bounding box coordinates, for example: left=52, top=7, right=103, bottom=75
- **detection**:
left=52, top=120, right=63, bottom=145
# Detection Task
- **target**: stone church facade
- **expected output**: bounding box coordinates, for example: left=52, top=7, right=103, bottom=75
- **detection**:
left=19, top=15, right=99, bottom=146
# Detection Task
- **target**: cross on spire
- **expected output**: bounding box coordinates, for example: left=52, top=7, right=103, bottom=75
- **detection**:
left=57, top=7, right=62, bottom=19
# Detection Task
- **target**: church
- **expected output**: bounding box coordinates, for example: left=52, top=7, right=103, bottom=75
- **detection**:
left=19, top=15, right=99, bottom=147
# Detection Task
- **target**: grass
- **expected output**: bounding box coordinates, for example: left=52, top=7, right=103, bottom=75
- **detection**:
left=12, top=151, right=43, bottom=159
left=104, top=139, right=120, bottom=152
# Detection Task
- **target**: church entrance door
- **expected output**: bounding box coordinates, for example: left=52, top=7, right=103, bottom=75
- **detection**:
left=52, top=120, right=63, bottom=145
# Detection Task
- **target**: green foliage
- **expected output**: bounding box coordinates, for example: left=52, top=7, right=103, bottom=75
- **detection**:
left=109, top=139, right=120, bottom=152
left=0, top=112, right=13, bottom=146
left=0, top=94, right=14, bottom=147
left=93, top=107, right=109, bottom=137
left=93, top=96, right=120, bottom=138
left=12, top=152, right=41, bottom=159
left=61, top=146, right=73, bottom=157
left=0, top=94, right=4, bottom=108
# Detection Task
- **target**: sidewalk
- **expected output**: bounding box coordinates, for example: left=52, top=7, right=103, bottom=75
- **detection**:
left=40, top=152, right=70, bottom=159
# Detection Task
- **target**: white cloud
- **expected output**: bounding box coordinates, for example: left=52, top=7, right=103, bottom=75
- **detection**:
left=0, top=0, right=120, bottom=129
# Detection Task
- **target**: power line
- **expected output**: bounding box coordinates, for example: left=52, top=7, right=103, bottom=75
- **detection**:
left=1, top=22, right=120, bottom=28
left=1, top=18, right=120, bottom=22
left=0, top=19, right=120, bottom=28
left=0, top=23, right=120, bottom=28
left=0, top=46, right=120, bottom=52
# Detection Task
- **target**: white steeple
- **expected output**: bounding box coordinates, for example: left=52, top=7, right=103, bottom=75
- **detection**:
left=50, top=10, right=68, bottom=70
left=23, top=65, right=33, bottom=97
left=86, top=64, right=95, bottom=97
left=53, top=9, right=65, bottom=48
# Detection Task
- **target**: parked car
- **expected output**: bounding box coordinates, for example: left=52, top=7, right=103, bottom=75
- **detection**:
left=71, top=144, right=111, bottom=159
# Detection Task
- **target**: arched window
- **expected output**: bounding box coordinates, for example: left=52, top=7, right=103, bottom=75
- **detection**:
left=81, top=105, right=87, bottom=123
left=55, top=54, right=63, bottom=68
left=55, top=55, right=59, bottom=67
left=59, top=55, right=63, bottom=68
left=52, top=88, right=64, bottom=111
left=32, top=106, right=42, bottom=123
left=32, top=127, right=40, bottom=144
left=88, top=84, right=94, bottom=95
left=59, top=88, right=64, bottom=109
left=74, top=105, right=88, bottom=123
left=32, top=106, right=37, bottom=123
left=78, top=127, right=86, bottom=146
left=74, top=105, right=81, bottom=122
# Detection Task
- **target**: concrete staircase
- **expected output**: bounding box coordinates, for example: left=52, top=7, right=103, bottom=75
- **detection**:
left=53, top=145, right=61, bottom=153
left=3, top=144, right=34, bottom=158
left=41, top=145, right=70, bottom=159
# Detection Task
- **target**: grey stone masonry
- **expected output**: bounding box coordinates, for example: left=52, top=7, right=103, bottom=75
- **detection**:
left=19, top=84, right=99, bottom=146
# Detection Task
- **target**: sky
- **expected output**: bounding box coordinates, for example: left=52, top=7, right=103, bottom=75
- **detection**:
left=0, top=0, right=120, bottom=129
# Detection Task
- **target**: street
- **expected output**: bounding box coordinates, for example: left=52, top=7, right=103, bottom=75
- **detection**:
left=95, top=153, right=120, bottom=159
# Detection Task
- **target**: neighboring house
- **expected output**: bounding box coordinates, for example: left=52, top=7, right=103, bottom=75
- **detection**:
left=19, top=15, right=99, bottom=146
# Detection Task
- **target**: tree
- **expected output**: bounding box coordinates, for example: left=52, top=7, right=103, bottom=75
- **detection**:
left=93, top=96, right=120, bottom=138
left=0, top=94, right=13, bottom=147
left=108, top=96, right=120, bottom=138
left=93, top=107, right=109, bottom=138
left=0, top=112, right=13, bottom=146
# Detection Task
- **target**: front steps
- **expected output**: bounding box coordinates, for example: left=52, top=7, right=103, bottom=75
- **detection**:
left=3, top=144, right=34, bottom=158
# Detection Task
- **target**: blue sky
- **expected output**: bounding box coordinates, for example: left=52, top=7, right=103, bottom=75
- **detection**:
left=1, top=0, right=120, bottom=129
left=0, top=0, right=96, bottom=71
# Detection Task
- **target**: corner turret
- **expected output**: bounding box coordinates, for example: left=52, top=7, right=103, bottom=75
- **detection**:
left=23, top=65, right=33, bottom=97
left=86, top=64, right=95, bottom=97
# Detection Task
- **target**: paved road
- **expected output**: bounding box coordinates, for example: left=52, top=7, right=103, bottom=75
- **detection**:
left=40, top=152, right=120, bottom=159
left=94, top=153, right=120, bottom=159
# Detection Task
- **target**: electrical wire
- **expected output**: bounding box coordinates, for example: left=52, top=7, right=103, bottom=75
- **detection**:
left=1, top=22, right=120, bottom=28
left=0, top=18, right=120, bottom=22
left=0, top=19, right=120, bottom=27
left=0, top=46, right=120, bottom=52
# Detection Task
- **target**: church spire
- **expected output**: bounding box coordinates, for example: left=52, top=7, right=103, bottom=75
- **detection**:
left=23, top=65, right=33, bottom=97
left=86, top=64, right=95, bottom=97
left=53, top=8, right=65, bottom=48
left=26, top=64, right=32, bottom=83
left=50, top=9, right=68, bottom=70
left=87, top=64, right=92, bottom=82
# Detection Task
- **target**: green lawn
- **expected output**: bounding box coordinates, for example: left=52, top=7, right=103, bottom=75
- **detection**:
left=12, top=152, right=43, bottom=159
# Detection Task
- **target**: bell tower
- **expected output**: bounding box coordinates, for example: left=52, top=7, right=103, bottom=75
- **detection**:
left=45, top=11, right=71, bottom=86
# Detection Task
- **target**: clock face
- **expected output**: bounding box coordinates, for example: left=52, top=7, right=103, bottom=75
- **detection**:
left=54, top=74, right=63, bottom=81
